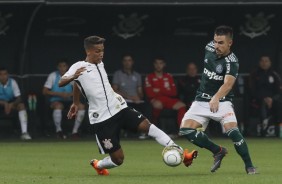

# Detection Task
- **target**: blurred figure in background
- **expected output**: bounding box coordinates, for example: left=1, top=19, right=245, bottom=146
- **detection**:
left=0, top=67, right=31, bottom=140
left=43, top=59, right=85, bottom=139
left=112, top=54, right=150, bottom=138
left=178, top=62, right=201, bottom=108
left=145, top=57, right=186, bottom=127
left=112, top=54, right=147, bottom=112
left=249, top=56, right=282, bottom=136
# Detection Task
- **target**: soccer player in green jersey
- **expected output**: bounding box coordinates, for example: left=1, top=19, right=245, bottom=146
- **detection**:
left=179, top=25, right=257, bottom=174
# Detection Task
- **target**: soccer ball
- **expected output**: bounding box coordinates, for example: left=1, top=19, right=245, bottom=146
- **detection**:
left=162, top=145, right=184, bottom=167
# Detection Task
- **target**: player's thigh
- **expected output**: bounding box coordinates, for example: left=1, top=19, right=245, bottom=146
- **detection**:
left=156, top=96, right=178, bottom=109
left=181, top=101, right=209, bottom=130
left=122, top=107, right=147, bottom=132
left=93, top=119, right=121, bottom=154
left=214, top=101, right=238, bottom=131
left=151, top=99, right=163, bottom=109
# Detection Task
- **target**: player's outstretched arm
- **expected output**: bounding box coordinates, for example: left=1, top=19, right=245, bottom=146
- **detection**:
left=59, top=67, right=86, bottom=87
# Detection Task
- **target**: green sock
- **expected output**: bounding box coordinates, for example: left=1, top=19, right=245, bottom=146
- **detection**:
left=226, top=127, right=253, bottom=168
left=179, top=128, right=221, bottom=154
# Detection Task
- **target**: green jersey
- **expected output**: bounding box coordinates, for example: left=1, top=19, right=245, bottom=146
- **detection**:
left=195, top=41, right=239, bottom=102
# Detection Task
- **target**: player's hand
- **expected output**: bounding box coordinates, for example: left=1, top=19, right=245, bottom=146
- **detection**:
left=209, top=97, right=219, bottom=113
left=73, top=67, right=86, bottom=79
left=67, top=104, right=78, bottom=119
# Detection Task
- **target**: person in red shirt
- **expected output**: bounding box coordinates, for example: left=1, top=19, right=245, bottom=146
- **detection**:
left=145, top=57, right=186, bottom=127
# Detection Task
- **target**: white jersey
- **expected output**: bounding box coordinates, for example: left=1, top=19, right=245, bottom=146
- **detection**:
left=63, top=61, right=127, bottom=124
left=44, top=71, right=57, bottom=89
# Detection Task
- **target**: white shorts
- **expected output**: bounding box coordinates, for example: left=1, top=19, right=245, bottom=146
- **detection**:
left=182, top=101, right=237, bottom=131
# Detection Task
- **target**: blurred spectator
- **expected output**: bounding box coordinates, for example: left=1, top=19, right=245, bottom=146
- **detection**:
left=112, top=54, right=144, bottom=106
left=42, top=59, right=85, bottom=139
left=249, top=56, right=282, bottom=136
left=144, top=57, right=186, bottom=127
left=112, top=54, right=151, bottom=139
left=178, top=62, right=201, bottom=107
left=0, top=67, right=32, bottom=140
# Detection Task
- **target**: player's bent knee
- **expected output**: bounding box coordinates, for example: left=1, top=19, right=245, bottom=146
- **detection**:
left=17, top=103, right=25, bottom=110
left=137, top=119, right=151, bottom=133
left=152, top=101, right=163, bottom=109
left=223, top=122, right=237, bottom=131
left=173, top=101, right=186, bottom=109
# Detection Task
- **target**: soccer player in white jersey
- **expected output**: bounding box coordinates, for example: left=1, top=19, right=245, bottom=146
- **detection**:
left=179, top=26, right=257, bottom=174
left=58, top=36, right=197, bottom=175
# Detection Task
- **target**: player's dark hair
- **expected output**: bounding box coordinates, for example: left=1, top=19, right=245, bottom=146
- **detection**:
left=122, top=53, right=134, bottom=60
left=84, top=36, right=105, bottom=50
left=214, top=25, right=233, bottom=39
left=56, top=58, right=69, bottom=65
left=153, top=56, right=166, bottom=63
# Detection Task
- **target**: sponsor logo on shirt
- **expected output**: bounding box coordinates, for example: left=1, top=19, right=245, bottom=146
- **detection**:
left=203, top=68, right=223, bottom=80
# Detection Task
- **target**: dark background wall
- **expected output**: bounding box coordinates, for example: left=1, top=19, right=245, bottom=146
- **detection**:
left=1, top=3, right=282, bottom=76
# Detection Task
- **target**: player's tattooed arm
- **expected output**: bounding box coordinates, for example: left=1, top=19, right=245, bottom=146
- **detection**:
left=59, top=67, right=86, bottom=87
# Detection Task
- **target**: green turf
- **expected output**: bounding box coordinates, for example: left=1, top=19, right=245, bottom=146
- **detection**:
left=0, top=138, right=281, bottom=184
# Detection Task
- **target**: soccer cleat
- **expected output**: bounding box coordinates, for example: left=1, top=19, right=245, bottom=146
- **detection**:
left=20, top=132, right=32, bottom=140
left=210, top=147, right=228, bottom=172
left=90, top=159, right=109, bottom=176
left=56, top=131, right=67, bottom=139
left=71, top=133, right=80, bottom=139
left=246, top=167, right=258, bottom=175
left=183, top=149, right=198, bottom=167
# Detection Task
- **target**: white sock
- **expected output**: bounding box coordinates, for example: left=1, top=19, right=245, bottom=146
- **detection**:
left=18, top=110, right=28, bottom=133
left=72, top=110, right=85, bottom=134
left=53, top=109, right=62, bottom=132
left=97, top=156, right=118, bottom=169
left=148, top=124, right=175, bottom=147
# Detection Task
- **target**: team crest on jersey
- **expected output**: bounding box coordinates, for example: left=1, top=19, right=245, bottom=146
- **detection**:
left=103, top=139, right=113, bottom=149
left=216, top=64, right=223, bottom=73
left=93, top=112, right=99, bottom=118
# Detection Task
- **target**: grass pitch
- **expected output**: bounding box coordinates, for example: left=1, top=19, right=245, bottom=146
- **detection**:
left=0, top=138, right=281, bottom=184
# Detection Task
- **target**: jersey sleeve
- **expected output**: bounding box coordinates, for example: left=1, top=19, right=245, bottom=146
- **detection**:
left=44, top=72, right=55, bottom=89
left=225, top=53, right=239, bottom=78
left=62, top=62, right=81, bottom=78
left=205, top=41, right=215, bottom=54
left=11, top=79, right=21, bottom=97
